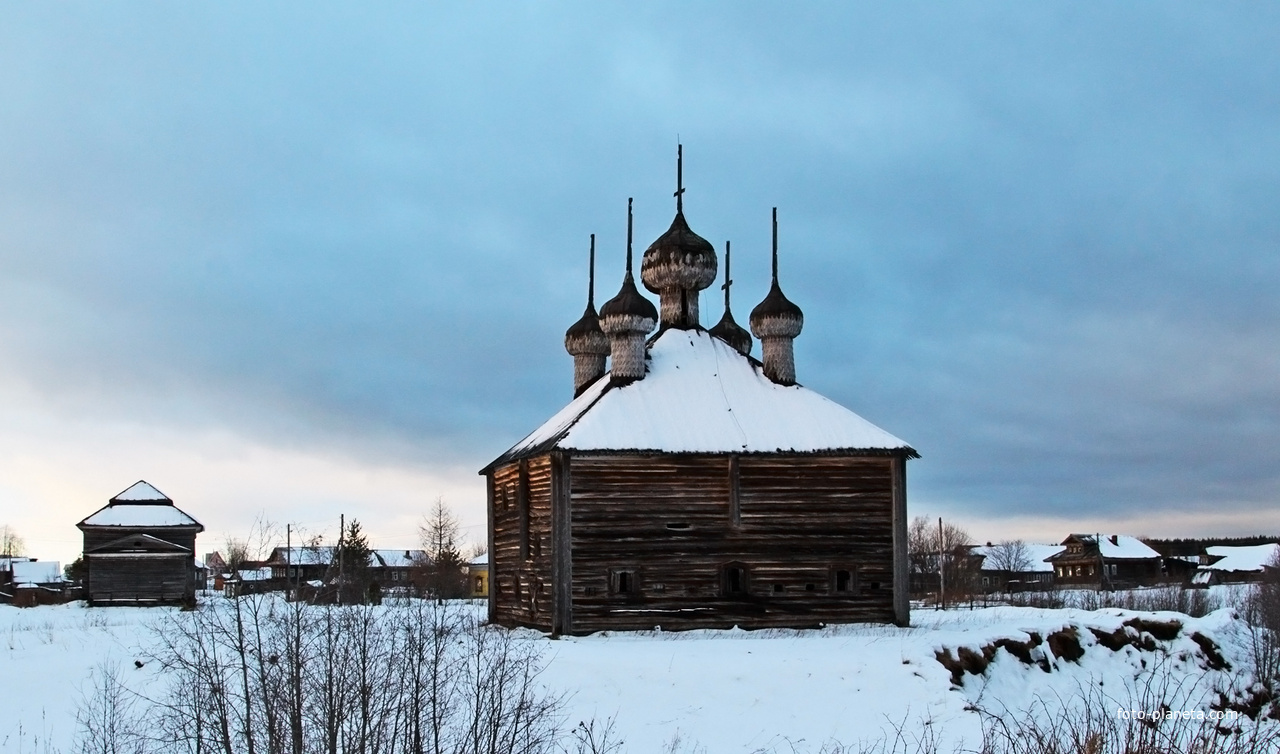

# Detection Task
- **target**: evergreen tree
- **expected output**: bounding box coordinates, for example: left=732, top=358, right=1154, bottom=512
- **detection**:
left=336, top=519, right=374, bottom=603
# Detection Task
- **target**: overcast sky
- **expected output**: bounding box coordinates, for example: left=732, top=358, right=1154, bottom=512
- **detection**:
left=2, top=3, right=1277, bottom=564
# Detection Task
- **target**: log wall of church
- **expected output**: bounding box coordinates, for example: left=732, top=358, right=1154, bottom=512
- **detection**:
left=489, top=456, right=554, bottom=630
left=565, top=453, right=898, bottom=634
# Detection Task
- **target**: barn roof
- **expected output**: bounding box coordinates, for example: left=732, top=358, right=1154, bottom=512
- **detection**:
left=79, top=481, right=202, bottom=529
left=484, top=328, right=916, bottom=471
left=1204, top=543, right=1280, bottom=573
left=111, top=481, right=171, bottom=503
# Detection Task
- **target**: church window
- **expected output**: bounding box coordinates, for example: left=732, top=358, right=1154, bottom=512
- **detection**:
left=722, top=564, right=748, bottom=596
left=611, top=569, right=637, bottom=595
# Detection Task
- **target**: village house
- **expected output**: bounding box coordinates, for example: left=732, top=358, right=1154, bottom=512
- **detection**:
left=480, top=151, right=916, bottom=635
left=76, top=481, right=204, bottom=606
left=468, top=554, right=490, bottom=598
left=0, top=555, right=31, bottom=600
left=370, top=549, right=429, bottom=589
left=1192, top=543, right=1280, bottom=587
left=1044, top=534, right=1163, bottom=589
left=970, top=543, right=1065, bottom=594
left=265, top=545, right=336, bottom=585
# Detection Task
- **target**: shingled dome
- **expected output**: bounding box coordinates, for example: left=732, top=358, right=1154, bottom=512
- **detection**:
left=749, top=279, right=804, bottom=332
left=599, top=271, right=657, bottom=323
left=565, top=305, right=608, bottom=351
left=641, top=211, right=717, bottom=295
left=708, top=241, right=753, bottom=356
left=641, top=145, right=718, bottom=329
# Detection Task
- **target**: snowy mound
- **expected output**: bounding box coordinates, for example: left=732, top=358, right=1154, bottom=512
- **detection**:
left=499, top=329, right=914, bottom=462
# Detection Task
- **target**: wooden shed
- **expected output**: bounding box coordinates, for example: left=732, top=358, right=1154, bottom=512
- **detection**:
left=76, top=481, right=204, bottom=606
left=481, top=156, right=916, bottom=635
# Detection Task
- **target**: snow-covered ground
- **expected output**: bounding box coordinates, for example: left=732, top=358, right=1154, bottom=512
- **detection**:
left=0, top=591, right=1271, bottom=752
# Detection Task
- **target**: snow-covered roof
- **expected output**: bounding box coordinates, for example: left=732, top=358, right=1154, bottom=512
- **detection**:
left=469, top=554, right=489, bottom=567
left=971, top=544, right=1064, bottom=573
left=269, top=546, right=335, bottom=565
left=12, top=561, right=62, bottom=584
left=0, top=556, right=32, bottom=571
left=488, top=329, right=915, bottom=468
left=235, top=567, right=273, bottom=582
left=111, top=481, right=171, bottom=503
left=1055, top=534, right=1159, bottom=560
left=371, top=550, right=426, bottom=568
left=1204, top=544, right=1280, bottom=573
left=80, top=503, right=200, bottom=528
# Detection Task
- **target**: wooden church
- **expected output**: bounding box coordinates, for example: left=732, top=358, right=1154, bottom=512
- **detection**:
left=480, top=151, right=917, bottom=634
left=77, top=481, right=204, bottom=606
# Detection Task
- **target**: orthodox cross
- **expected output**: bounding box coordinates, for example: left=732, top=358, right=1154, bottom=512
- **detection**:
left=674, top=143, right=685, bottom=213
left=721, top=240, right=734, bottom=309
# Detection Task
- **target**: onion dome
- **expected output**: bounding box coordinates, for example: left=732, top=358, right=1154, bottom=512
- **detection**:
left=565, top=235, right=610, bottom=396
left=708, top=241, right=753, bottom=356
left=599, top=199, right=658, bottom=381
left=750, top=208, right=804, bottom=385
left=641, top=145, right=718, bottom=329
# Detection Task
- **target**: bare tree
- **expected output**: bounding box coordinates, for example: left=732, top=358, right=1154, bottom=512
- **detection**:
left=1, top=523, right=25, bottom=558
left=985, top=539, right=1034, bottom=593
left=907, top=515, right=975, bottom=605
left=420, top=498, right=467, bottom=599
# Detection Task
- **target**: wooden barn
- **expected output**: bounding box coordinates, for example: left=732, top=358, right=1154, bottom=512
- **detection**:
left=480, top=154, right=917, bottom=635
left=76, top=481, right=204, bottom=606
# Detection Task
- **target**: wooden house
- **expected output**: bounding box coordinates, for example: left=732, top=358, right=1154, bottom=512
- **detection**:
left=970, top=543, right=1065, bottom=593
left=468, top=554, right=490, bottom=598
left=480, top=153, right=916, bottom=635
left=1044, top=534, right=1162, bottom=589
left=265, top=546, right=335, bottom=585
left=370, top=549, right=428, bottom=589
left=76, top=481, right=204, bottom=606
left=1192, top=543, right=1280, bottom=586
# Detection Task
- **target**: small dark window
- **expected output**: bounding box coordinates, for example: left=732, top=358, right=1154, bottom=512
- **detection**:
left=835, top=570, right=853, bottom=592
left=772, top=583, right=783, bottom=593
left=869, top=582, right=881, bottom=590
left=612, top=570, right=636, bottom=595
left=724, top=565, right=747, bottom=595
left=805, top=583, right=817, bottom=592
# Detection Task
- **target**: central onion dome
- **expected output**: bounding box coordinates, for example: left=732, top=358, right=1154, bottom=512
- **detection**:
left=641, top=145, right=718, bottom=330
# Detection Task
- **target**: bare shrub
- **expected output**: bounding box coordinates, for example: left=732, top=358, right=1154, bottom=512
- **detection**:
left=77, top=596, right=566, bottom=754
left=1011, top=586, right=1222, bottom=617
left=75, top=662, right=145, bottom=754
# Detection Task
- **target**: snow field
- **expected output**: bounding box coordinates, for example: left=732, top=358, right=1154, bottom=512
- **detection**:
left=0, top=594, right=1270, bottom=752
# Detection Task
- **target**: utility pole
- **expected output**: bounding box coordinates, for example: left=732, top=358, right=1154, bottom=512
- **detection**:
left=338, top=513, right=345, bottom=606
left=938, top=517, right=946, bottom=610
left=286, top=524, right=292, bottom=601
left=1097, top=532, right=1109, bottom=592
